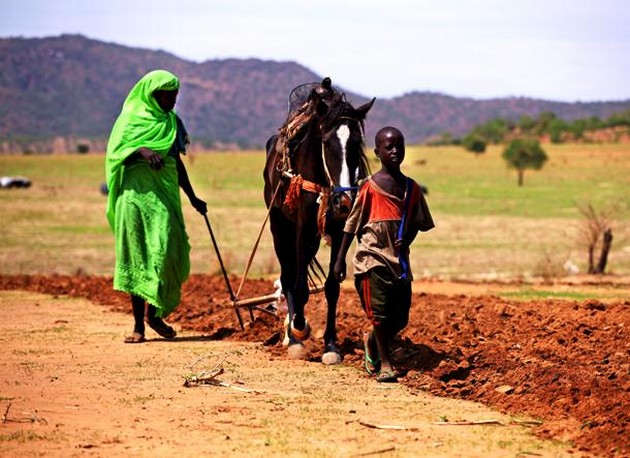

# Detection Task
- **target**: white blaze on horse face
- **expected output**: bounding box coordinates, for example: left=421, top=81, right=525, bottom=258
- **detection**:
left=336, top=124, right=351, bottom=189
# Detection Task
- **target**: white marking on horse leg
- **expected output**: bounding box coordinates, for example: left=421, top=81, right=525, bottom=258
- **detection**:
left=336, top=125, right=351, bottom=189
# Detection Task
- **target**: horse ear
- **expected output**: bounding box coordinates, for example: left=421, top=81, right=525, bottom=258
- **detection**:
left=356, top=98, right=376, bottom=119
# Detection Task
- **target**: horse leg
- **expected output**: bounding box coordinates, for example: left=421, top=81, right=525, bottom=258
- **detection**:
left=287, top=245, right=312, bottom=337
left=269, top=210, right=311, bottom=358
left=284, top=267, right=312, bottom=360
left=285, top=210, right=320, bottom=349
left=322, top=230, right=343, bottom=364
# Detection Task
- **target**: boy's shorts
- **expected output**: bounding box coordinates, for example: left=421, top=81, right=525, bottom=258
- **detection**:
left=354, top=266, right=411, bottom=331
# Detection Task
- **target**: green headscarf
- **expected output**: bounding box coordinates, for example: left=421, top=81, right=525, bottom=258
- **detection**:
left=105, top=69, right=180, bottom=228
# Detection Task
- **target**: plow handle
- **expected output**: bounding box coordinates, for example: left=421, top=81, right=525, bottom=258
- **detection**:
left=203, top=213, right=236, bottom=301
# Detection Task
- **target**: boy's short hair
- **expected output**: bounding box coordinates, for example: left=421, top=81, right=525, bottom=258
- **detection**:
left=375, top=126, right=404, bottom=145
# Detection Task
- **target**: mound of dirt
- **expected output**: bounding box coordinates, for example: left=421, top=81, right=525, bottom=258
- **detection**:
left=1, top=273, right=628, bottom=457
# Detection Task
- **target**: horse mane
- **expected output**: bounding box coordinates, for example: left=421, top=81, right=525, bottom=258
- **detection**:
left=274, top=88, right=372, bottom=181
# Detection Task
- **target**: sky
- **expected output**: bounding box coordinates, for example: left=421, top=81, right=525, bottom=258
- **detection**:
left=2, top=0, right=630, bottom=102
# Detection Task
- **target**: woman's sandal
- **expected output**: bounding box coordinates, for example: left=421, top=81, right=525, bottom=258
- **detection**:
left=124, top=332, right=146, bottom=344
left=147, top=319, right=177, bottom=339
left=363, top=333, right=381, bottom=375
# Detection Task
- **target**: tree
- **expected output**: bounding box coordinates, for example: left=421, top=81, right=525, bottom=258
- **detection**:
left=462, top=134, right=486, bottom=155
left=533, top=111, right=557, bottom=136
left=471, top=118, right=511, bottom=144
left=548, top=118, right=568, bottom=143
left=502, top=139, right=548, bottom=186
left=577, top=203, right=616, bottom=274
left=518, top=115, right=535, bottom=134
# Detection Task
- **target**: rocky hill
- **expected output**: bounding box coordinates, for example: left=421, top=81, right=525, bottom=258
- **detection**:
left=1, top=34, right=629, bottom=152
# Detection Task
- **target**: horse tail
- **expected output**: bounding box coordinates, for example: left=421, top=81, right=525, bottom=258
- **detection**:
left=307, top=256, right=327, bottom=288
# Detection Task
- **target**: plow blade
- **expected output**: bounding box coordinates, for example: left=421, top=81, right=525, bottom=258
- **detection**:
left=232, top=284, right=325, bottom=330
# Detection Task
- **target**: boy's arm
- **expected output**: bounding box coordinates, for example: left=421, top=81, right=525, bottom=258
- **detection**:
left=401, top=182, right=435, bottom=247
left=333, top=232, right=354, bottom=282
left=176, top=154, right=207, bottom=215
left=334, top=178, right=367, bottom=282
left=400, top=224, right=419, bottom=250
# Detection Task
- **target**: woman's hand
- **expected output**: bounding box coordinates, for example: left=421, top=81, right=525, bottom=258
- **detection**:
left=190, top=196, right=207, bottom=215
left=137, top=148, right=164, bottom=170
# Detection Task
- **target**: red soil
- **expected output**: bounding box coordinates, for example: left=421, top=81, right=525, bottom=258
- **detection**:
left=1, top=273, right=628, bottom=457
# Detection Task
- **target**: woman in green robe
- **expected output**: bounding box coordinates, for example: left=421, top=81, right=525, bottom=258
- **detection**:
left=106, top=69, right=207, bottom=343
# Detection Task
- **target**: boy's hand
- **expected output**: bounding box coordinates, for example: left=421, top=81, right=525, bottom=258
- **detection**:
left=190, top=196, right=207, bottom=215
left=333, top=259, right=346, bottom=282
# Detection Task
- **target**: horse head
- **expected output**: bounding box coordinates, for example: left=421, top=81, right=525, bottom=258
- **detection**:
left=317, top=89, right=375, bottom=220
left=269, top=78, right=374, bottom=222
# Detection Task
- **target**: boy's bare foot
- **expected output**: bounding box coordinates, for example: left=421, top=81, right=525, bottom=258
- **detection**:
left=146, top=318, right=177, bottom=339
left=124, top=332, right=145, bottom=344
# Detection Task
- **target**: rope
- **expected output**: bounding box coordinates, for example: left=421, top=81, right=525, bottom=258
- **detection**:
left=283, top=175, right=304, bottom=213
left=233, top=175, right=328, bottom=302
left=317, top=189, right=330, bottom=239
left=283, top=174, right=323, bottom=213
left=234, top=180, right=283, bottom=301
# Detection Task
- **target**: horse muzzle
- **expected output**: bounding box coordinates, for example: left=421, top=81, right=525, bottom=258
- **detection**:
left=331, top=191, right=354, bottom=217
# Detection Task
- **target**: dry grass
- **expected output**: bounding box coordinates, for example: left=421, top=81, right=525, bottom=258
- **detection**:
left=1, top=145, right=629, bottom=279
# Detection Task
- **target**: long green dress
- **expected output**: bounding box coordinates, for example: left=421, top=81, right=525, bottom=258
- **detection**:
left=105, top=70, right=190, bottom=317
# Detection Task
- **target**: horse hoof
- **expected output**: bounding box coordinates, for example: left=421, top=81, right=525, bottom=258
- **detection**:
left=322, top=351, right=342, bottom=365
left=287, top=342, right=307, bottom=360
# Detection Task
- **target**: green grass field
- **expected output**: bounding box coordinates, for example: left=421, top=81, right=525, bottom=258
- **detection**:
left=1, top=143, right=629, bottom=279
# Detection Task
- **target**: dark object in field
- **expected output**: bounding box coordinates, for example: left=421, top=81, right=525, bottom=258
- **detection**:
left=0, top=176, right=31, bottom=188
left=100, top=182, right=109, bottom=195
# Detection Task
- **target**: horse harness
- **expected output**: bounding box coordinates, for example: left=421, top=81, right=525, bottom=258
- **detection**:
left=275, top=109, right=361, bottom=236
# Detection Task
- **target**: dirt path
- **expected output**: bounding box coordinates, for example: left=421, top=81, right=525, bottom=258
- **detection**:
left=1, top=289, right=577, bottom=457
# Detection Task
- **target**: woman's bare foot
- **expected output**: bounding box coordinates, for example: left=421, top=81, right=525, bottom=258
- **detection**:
left=124, top=332, right=145, bottom=344
left=146, top=318, right=177, bottom=339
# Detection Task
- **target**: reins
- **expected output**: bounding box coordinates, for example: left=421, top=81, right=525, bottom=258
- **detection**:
left=233, top=179, right=282, bottom=301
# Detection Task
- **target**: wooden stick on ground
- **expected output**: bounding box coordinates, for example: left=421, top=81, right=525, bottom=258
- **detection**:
left=358, top=420, right=419, bottom=431
left=1, top=403, right=47, bottom=424
left=183, top=367, right=224, bottom=387
left=353, top=445, right=396, bottom=456
left=431, top=419, right=504, bottom=426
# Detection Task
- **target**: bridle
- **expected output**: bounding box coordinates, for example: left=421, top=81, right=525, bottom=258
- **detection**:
left=277, top=99, right=367, bottom=228
left=320, top=113, right=367, bottom=215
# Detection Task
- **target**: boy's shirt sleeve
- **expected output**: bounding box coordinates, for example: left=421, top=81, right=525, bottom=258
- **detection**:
left=343, top=180, right=368, bottom=235
left=413, top=181, right=435, bottom=233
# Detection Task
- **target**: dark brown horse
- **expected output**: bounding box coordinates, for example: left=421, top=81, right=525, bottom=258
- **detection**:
left=263, top=78, right=374, bottom=363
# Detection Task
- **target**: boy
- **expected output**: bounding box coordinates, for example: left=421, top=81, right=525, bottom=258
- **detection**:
left=334, top=126, right=434, bottom=382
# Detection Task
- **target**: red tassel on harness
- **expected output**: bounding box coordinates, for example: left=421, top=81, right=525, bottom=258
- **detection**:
left=283, top=175, right=304, bottom=213
left=284, top=175, right=329, bottom=238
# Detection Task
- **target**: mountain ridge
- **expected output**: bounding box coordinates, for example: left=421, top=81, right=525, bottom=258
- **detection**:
left=1, top=34, right=629, bottom=152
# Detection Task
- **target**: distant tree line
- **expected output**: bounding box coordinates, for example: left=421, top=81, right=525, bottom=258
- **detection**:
left=429, top=109, right=630, bottom=151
